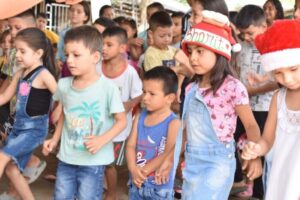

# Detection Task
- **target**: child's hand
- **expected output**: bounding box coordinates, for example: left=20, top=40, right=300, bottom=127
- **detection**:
left=43, top=138, right=58, bottom=156
left=131, top=166, right=147, bottom=188
left=247, top=72, right=270, bottom=86
left=242, top=158, right=262, bottom=180
left=84, top=135, right=105, bottom=154
left=154, top=160, right=173, bottom=185
left=241, top=141, right=262, bottom=160
left=129, top=38, right=144, bottom=47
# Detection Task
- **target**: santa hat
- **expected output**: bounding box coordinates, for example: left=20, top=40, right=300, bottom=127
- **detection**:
left=181, top=11, right=240, bottom=61
left=255, top=19, right=300, bottom=72
left=0, top=0, right=42, bottom=20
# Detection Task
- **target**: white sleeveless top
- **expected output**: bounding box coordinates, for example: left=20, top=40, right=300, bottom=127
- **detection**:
left=266, top=88, right=300, bottom=200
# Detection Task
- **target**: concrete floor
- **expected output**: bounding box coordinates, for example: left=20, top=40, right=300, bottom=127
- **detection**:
left=0, top=146, right=255, bottom=200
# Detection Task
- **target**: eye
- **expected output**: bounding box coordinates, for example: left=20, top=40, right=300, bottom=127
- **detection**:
left=290, top=66, right=298, bottom=71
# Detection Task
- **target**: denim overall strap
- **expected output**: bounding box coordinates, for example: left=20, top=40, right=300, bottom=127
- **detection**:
left=172, top=83, right=197, bottom=180
left=15, top=67, right=46, bottom=119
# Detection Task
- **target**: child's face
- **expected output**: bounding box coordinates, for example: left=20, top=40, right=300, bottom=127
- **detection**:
left=1, top=34, right=12, bottom=54
left=238, top=24, right=267, bottom=44
left=93, top=24, right=105, bottom=33
left=142, top=79, right=173, bottom=112
left=69, top=4, right=88, bottom=26
left=65, top=41, right=100, bottom=76
left=15, top=39, right=43, bottom=69
left=189, top=1, right=204, bottom=27
left=102, top=8, right=115, bottom=20
left=264, top=1, right=277, bottom=24
left=120, top=24, right=136, bottom=39
left=36, top=17, right=47, bottom=30
left=102, top=36, right=126, bottom=61
left=172, top=16, right=182, bottom=38
left=150, top=27, right=173, bottom=50
left=294, top=0, right=300, bottom=19
left=8, top=17, right=35, bottom=40
left=273, top=66, right=300, bottom=90
left=187, top=44, right=216, bottom=75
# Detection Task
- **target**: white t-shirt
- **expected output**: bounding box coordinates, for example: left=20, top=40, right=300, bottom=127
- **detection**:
left=237, top=42, right=273, bottom=111
left=99, top=64, right=143, bottom=141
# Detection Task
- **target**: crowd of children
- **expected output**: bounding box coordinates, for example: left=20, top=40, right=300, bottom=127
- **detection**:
left=0, top=0, right=300, bottom=199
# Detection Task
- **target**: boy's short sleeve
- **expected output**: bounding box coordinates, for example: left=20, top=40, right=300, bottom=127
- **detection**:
left=53, top=79, right=64, bottom=102
left=107, top=83, right=125, bottom=114
left=144, top=48, right=161, bottom=72
left=130, top=69, right=143, bottom=99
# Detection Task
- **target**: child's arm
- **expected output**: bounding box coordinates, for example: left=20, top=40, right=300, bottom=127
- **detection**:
left=84, top=111, right=127, bottom=154
left=246, top=81, right=278, bottom=96
left=51, top=102, right=63, bottom=124
left=126, top=113, right=147, bottom=188
left=43, top=111, right=64, bottom=156
left=123, top=95, right=142, bottom=113
left=0, top=70, right=21, bottom=106
left=154, top=149, right=174, bottom=185
left=142, top=118, right=181, bottom=177
left=242, top=91, right=278, bottom=160
left=129, top=43, right=143, bottom=61
left=41, top=70, right=57, bottom=94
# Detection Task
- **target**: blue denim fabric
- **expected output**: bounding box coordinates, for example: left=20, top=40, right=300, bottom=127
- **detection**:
left=54, top=161, right=105, bottom=200
left=1, top=68, right=48, bottom=171
left=173, top=84, right=236, bottom=200
left=128, top=181, right=173, bottom=200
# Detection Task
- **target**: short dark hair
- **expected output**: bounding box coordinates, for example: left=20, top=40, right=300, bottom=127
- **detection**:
left=143, top=67, right=178, bottom=95
left=194, top=0, right=228, bottom=16
left=13, top=9, right=36, bottom=25
left=113, top=16, right=126, bottom=25
left=65, top=25, right=102, bottom=52
left=102, top=26, right=127, bottom=44
left=94, top=17, right=116, bottom=28
left=236, top=5, right=266, bottom=29
left=147, top=2, right=164, bottom=11
left=264, top=0, right=284, bottom=20
left=99, top=5, right=112, bottom=17
left=171, top=12, right=185, bottom=19
left=149, top=11, right=173, bottom=31
left=37, top=12, right=47, bottom=19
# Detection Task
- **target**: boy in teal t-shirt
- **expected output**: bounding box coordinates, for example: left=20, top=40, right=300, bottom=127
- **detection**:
left=43, top=26, right=127, bottom=200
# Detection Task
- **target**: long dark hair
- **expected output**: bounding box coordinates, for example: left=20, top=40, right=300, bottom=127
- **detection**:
left=195, top=0, right=228, bottom=16
left=192, top=55, right=234, bottom=95
left=15, top=28, right=57, bottom=78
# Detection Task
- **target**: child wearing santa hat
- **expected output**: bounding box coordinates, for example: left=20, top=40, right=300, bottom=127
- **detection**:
left=172, top=11, right=262, bottom=200
left=242, top=19, right=300, bottom=200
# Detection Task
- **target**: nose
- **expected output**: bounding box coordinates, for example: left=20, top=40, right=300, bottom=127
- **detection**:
left=190, top=49, right=197, bottom=62
left=282, top=73, right=293, bottom=85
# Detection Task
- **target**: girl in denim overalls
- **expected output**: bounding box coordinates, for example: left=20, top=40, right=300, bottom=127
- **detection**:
left=0, top=28, right=57, bottom=200
left=173, top=12, right=262, bottom=200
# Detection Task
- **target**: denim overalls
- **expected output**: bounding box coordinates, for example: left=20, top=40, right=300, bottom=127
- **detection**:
left=174, top=84, right=236, bottom=200
left=2, top=67, right=49, bottom=171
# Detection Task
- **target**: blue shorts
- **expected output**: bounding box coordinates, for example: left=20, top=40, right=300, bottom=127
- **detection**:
left=1, top=116, right=48, bottom=171
left=54, top=160, right=105, bottom=200
left=128, top=181, right=173, bottom=200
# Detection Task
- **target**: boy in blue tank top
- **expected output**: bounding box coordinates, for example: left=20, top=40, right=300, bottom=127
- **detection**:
left=126, top=66, right=180, bottom=200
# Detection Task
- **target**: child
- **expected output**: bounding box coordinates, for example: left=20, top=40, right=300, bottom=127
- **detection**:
left=235, top=5, right=279, bottom=198
left=174, top=12, right=261, bottom=200
left=36, top=12, right=59, bottom=47
left=143, top=11, right=177, bottom=72
left=93, top=17, right=116, bottom=33
left=126, top=66, right=180, bottom=199
left=100, top=26, right=143, bottom=200
left=0, top=27, right=57, bottom=200
left=99, top=5, right=115, bottom=20
left=56, top=1, right=90, bottom=76
left=171, top=12, right=184, bottom=49
left=119, top=18, right=143, bottom=73
left=0, top=30, right=11, bottom=85
left=242, top=19, right=300, bottom=200
left=263, top=0, right=284, bottom=26
left=43, top=25, right=127, bottom=200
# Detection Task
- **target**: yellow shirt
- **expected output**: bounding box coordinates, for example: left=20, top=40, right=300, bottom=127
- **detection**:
left=144, top=45, right=178, bottom=72
left=44, top=29, right=59, bottom=45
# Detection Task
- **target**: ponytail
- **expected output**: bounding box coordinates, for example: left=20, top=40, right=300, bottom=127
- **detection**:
left=43, top=38, right=57, bottom=79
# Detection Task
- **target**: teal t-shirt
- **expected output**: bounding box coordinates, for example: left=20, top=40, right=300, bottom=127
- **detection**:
left=54, top=76, right=125, bottom=165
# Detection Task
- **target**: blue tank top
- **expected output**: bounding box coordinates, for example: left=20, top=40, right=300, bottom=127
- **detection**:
left=136, top=109, right=177, bottom=189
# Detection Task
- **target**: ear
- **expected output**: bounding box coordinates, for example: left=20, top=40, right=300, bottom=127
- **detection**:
left=92, top=51, right=101, bottom=64
left=35, top=49, right=44, bottom=59
left=119, top=43, right=127, bottom=53
left=166, top=93, right=176, bottom=104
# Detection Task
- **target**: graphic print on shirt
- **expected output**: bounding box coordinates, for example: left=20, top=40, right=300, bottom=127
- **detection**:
left=136, top=136, right=167, bottom=182
left=66, top=101, right=102, bottom=151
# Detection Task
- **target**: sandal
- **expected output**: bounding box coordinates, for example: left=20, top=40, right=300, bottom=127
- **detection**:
left=23, top=160, right=47, bottom=184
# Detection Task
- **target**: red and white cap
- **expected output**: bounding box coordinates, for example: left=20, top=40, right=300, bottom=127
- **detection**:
left=255, top=19, right=300, bottom=72
left=181, top=11, right=239, bottom=61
